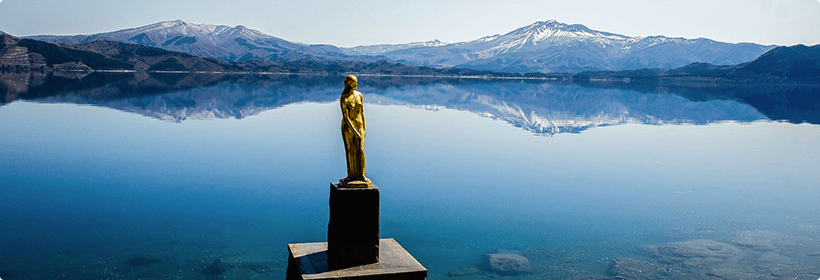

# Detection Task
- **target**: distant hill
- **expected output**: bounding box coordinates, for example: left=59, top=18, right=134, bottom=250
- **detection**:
left=1, top=34, right=526, bottom=78
left=27, top=20, right=372, bottom=63
left=26, top=20, right=775, bottom=73
left=5, top=32, right=816, bottom=84
left=2, top=34, right=130, bottom=71
left=346, top=20, right=775, bottom=73
left=730, top=44, right=820, bottom=81
left=1, top=33, right=233, bottom=72
left=574, top=44, right=820, bottom=83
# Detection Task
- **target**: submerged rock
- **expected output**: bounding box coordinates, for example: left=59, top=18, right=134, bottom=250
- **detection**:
left=125, top=254, right=162, bottom=266
left=202, top=259, right=228, bottom=276
left=704, top=263, right=762, bottom=279
left=483, top=249, right=531, bottom=275
left=607, top=258, right=668, bottom=280
left=639, top=239, right=741, bottom=264
left=448, top=267, right=480, bottom=277
left=722, top=230, right=793, bottom=252
left=755, top=251, right=816, bottom=277
left=568, top=275, right=623, bottom=280
left=636, top=234, right=819, bottom=279
left=521, top=248, right=556, bottom=260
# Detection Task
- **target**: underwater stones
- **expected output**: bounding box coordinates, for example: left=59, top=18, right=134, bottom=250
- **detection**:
left=569, top=276, right=625, bottom=280
left=607, top=258, right=668, bottom=280
left=483, top=250, right=531, bottom=275
left=635, top=233, right=820, bottom=280
left=568, top=276, right=624, bottom=280
left=723, top=230, right=792, bottom=252
left=202, top=259, right=228, bottom=276
left=219, top=267, right=266, bottom=279
left=728, top=239, right=777, bottom=252
left=639, top=239, right=740, bottom=264
left=704, top=263, right=764, bottom=279
left=521, top=248, right=556, bottom=260
left=758, top=251, right=791, bottom=263
left=124, top=254, right=162, bottom=266
left=754, top=252, right=794, bottom=276
left=447, top=267, right=480, bottom=277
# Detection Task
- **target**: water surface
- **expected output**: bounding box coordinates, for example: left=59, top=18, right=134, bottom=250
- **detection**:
left=1, top=74, right=819, bottom=279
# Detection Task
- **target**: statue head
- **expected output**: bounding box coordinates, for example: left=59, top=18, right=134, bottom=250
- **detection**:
left=344, top=75, right=358, bottom=91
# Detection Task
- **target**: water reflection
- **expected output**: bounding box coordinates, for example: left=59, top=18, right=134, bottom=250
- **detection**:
left=1, top=72, right=819, bottom=280
left=3, top=72, right=818, bottom=135
left=367, top=82, right=766, bottom=135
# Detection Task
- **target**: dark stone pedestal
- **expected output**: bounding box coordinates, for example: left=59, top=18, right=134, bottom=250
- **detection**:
left=287, top=238, right=427, bottom=280
left=327, top=183, right=380, bottom=269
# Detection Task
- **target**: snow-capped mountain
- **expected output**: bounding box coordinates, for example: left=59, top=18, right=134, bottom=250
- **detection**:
left=341, top=39, right=447, bottom=56
left=27, top=19, right=775, bottom=73
left=351, top=20, right=776, bottom=73
left=467, top=20, right=631, bottom=58
left=27, top=20, right=364, bottom=62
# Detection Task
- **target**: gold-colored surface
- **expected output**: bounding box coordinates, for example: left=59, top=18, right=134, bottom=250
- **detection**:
left=339, top=75, right=372, bottom=187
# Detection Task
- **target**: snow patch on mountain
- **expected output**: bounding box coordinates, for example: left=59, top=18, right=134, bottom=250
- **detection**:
left=24, top=19, right=775, bottom=73
left=343, top=39, right=447, bottom=56
left=366, top=19, right=775, bottom=73
left=26, top=20, right=356, bottom=62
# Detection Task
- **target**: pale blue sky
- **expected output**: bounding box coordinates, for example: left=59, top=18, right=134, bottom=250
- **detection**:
left=0, top=0, right=818, bottom=47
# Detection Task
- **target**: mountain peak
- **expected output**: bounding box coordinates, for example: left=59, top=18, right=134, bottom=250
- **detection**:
left=21, top=19, right=776, bottom=74
left=529, top=20, right=566, bottom=28
left=145, top=20, right=220, bottom=33
left=159, top=19, right=185, bottom=27
left=524, top=20, right=589, bottom=32
left=476, top=19, right=629, bottom=54
left=514, top=20, right=625, bottom=41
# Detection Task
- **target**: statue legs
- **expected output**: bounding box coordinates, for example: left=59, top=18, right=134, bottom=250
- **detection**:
left=341, top=132, right=370, bottom=186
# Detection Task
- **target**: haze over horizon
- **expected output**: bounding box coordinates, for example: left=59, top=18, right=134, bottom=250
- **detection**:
left=0, top=0, right=819, bottom=47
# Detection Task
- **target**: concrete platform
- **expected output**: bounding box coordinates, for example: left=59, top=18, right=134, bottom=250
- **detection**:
left=287, top=238, right=427, bottom=280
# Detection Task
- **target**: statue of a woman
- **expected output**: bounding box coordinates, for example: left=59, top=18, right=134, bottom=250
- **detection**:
left=339, top=75, right=372, bottom=187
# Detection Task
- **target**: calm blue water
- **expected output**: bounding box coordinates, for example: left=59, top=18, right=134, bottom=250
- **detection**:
left=1, top=76, right=819, bottom=279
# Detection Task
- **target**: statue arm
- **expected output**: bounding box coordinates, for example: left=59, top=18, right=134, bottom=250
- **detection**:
left=341, top=99, right=363, bottom=138
left=358, top=92, right=365, bottom=134
left=345, top=117, right=363, bottom=138
left=358, top=93, right=365, bottom=136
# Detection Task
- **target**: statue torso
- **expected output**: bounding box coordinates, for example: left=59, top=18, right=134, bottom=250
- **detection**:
left=341, top=91, right=365, bottom=133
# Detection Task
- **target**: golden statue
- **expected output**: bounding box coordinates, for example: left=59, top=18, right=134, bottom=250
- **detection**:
left=339, top=75, right=373, bottom=187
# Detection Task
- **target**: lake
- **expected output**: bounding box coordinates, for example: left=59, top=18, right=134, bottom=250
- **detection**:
left=1, top=73, right=819, bottom=280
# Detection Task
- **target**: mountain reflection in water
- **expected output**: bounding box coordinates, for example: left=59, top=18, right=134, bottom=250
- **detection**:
left=2, top=72, right=820, bottom=280
left=1, top=72, right=818, bottom=135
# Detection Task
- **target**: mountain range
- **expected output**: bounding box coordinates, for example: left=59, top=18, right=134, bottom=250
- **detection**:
left=25, top=20, right=776, bottom=73
left=4, top=30, right=817, bottom=84
left=576, top=44, right=820, bottom=83
left=0, top=33, right=516, bottom=78
left=28, top=20, right=368, bottom=63
left=349, top=20, right=776, bottom=73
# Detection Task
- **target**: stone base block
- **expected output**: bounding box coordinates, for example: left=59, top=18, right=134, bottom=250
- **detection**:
left=287, top=238, right=427, bottom=280
left=328, top=183, right=379, bottom=269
